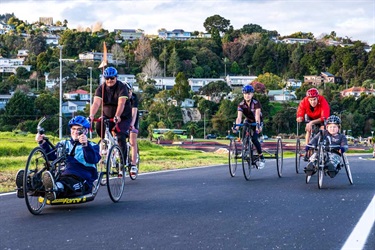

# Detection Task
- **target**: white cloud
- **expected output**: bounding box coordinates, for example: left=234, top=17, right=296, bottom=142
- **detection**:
left=2, top=0, right=374, bottom=44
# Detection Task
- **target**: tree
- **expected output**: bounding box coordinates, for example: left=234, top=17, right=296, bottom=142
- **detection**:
left=167, top=47, right=181, bottom=77
left=142, top=56, right=162, bottom=78
left=170, top=72, right=190, bottom=103
left=34, top=93, right=59, bottom=116
left=135, top=36, right=152, bottom=63
left=203, top=15, right=231, bottom=34
left=255, top=73, right=282, bottom=90
left=111, top=44, right=126, bottom=66
left=2, top=91, right=35, bottom=127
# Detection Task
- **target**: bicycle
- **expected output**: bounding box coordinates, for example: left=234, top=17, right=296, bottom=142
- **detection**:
left=21, top=117, right=125, bottom=215
left=232, top=123, right=283, bottom=180
left=93, top=117, right=139, bottom=180
left=305, top=126, right=353, bottom=189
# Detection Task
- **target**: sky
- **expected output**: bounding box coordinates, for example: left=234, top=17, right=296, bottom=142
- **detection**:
left=1, top=0, right=375, bottom=45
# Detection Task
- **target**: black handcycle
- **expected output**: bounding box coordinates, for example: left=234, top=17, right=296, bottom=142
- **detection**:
left=229, top=123, right=283, bottom=180
left=305, top=128, right=353, bottom=189
left=20, top=117, right=125, bottom=215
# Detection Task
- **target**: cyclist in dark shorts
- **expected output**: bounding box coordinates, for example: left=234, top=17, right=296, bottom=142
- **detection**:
left=89, top=66, right=132, bottom=159
left=296, top=88, right=330, bottom=160
left=125, top=82, right=139, bottom=177
left=233, top=85, right=265, bottom=169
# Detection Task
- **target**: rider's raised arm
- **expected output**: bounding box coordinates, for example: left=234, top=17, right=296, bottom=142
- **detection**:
left=82, top=142, right=101, bottom=165
left=296, top=99, right=307, bottom=122
left=89, top=96, right=102, bottom=120
left=234, top=110, right=243, bottom=131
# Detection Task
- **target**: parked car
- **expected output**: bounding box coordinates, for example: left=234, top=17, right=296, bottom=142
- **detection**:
left=206, top=134, right=217, bottom=139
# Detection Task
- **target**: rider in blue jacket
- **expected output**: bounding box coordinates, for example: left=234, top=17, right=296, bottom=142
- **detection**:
left=15, top=116, right=101, bottom=201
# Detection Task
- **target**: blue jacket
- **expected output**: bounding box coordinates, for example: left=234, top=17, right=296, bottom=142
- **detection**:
left=41, top=138, right=101, bottom=189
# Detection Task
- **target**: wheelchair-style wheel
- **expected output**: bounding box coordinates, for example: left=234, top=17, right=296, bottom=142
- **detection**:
left=276, top=138, right=283, bottom=178
left=228, top=139, right=238, bottom=177
left=342, top=154, right=353, bottom=185
left=128, top=144, right=140, bottom=180
left=295, top=139, right=301, bottom=174
left=106, top=145, right=125, bottom=202
left=24, top=147, right=48, bottom=215
left=242, top=137, right=252, bottom=181
left=317, top=145, right=324, bottom=189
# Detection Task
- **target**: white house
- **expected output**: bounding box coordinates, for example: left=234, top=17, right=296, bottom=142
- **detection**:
left=0, top=57, right=31, bottom=74
left=64, top=89, right=90, bottom=101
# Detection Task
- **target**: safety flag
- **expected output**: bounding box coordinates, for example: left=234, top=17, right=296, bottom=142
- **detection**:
left=98, top=42, right=107, bottom=69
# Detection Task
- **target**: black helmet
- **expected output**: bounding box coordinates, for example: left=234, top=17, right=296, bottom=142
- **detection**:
left=327, top=115, right=341, bottom=125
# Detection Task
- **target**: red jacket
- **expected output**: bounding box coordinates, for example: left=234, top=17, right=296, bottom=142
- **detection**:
left=296, top=96, right=330, bottom=122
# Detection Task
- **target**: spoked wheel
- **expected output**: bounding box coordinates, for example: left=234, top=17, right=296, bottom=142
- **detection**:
left=128, top=144, right=140, bottom=180
left=242, top=137, right=252, bottom=181
left=342, top=154, right=353, bottom=185
left=24, top=147, right=48, bottom=215
left=317, top=145, right=324, bottom=189
left=228, top=139, right=238, bottom=177
left=295, top=139, right=301, bottom=173
left=276, top=138, right=283, bottom=177
left=106, top=145, right=125, bottom=202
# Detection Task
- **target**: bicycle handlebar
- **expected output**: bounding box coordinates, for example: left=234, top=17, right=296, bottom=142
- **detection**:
left=90, top=117, right=121, bottom=133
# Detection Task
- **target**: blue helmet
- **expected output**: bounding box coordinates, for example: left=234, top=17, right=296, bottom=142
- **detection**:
left=327, top=115, right=341, bottom=125
left=69, top=116, right=90, bottom=129
left=103, top=67, right=118, bottom=78
left=242, top=85, right=254, bottom=93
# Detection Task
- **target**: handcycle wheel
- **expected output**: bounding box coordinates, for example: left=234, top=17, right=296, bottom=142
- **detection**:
left=106, top=145, right=125, bottom=202
left=24, top=147, right=48, bottom=215
left=342, top=154, right=353, bottom=185
left=242, top=136, right=252, bottom=181
left=295, top=139, right=301, bottom=174
left=228, top=139, right=238, bottom=177
left=128, top=143, right=140, bottom=180
left=317, top=144, right=324, bottom=189
left=276, top=138, right=283, bottom=178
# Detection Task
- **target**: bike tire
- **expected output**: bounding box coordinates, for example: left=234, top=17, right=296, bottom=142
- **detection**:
left=228, top=139, right=237, bottom=177
left=342, top=154, right=353, bottom=185
left=242, top=136, right=252, bottom=181
left=106, top=145, right=125, bottom=202
left=276, top=138, right=283, bottom=178
left=24, top=147, right=48, bottom=215
left=295, top=139, right=301, bottom=174
left=317, top=144, right=324, bottom=189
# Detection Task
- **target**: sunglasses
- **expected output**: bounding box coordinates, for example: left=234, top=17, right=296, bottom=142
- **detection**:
left=105, top=77, right=115, bottom=80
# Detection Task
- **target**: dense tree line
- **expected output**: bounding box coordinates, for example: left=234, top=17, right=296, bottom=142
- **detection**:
left=0, top=14, right=374, bottom=138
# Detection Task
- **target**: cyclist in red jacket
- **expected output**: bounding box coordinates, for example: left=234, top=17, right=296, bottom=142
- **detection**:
left=296, top=88, right=330, bottom=160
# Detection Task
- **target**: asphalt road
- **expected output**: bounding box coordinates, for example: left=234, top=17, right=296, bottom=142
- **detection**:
left=0, top=155, right=374, bottom=250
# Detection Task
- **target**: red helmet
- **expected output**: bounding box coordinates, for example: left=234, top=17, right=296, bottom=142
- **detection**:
left=306, top=88, right=319, bottom=98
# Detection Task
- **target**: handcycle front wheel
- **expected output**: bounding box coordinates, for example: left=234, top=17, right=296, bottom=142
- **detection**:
left=228, top=139, right=238, bottom=177
left=276, top=138, right=283, bottom=178
left=242, top=137, right=252, bottom=181
left=342, top=154, right=353, bottom=185
left=317, top=144, right=324, bottom=189
left=106, top=145, right=125, bottom=202
left=24, top=147, right=48, bottom=215
left=295, top=139, right=301, bottom=174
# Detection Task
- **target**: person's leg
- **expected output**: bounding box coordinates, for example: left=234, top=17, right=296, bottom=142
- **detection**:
left=130, top=132, right=138, bottom=165
left=251, top=129, right=265, bottom=169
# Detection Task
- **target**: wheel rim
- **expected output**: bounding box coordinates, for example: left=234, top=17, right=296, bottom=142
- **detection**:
left=106, top=145, right=125, bottom=202
left=276, top=138, right=283, bottom=177
left=229, top=140, right=237, bottom=177
left=242, top=138, right=252, bottom=180
left=295, top=139, right=301, bottom=174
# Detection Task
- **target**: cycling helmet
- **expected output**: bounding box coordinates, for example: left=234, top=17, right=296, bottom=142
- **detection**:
left=103, top=67, right=118, bottom=78
left=326, top=115, right=341, bottom=125
left=242, top=85, right=254, bottom=93
left=306, top=88, right=319, bottom=98
left=69, top=116, right=90, bottom=129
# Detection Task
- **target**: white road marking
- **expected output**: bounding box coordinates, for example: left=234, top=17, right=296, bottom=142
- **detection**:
left=341, top=194, right=375, bottom=250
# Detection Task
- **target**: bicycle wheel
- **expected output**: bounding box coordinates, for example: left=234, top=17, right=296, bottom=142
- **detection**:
left=276, top=138, right=283, bottom=178
left=295, top=139, right=301, bottom=174
left=242, top=136, right=252, bottom=181
left=106, top=145, right=125, bottom=202
left=342, top=154, right=353, bottom=185
left=228, top=139, right=237, bottom=177
left=317, top=144, right=324, bottom=189
left=24, top=147, right=48, bottom=215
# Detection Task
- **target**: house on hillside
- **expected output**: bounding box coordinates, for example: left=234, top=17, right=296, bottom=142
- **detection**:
left=340, top=86, right=375, bottom=99
left=304, top=72, right=342, bottom=86
left=64, top=89, right=90, bottom=101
